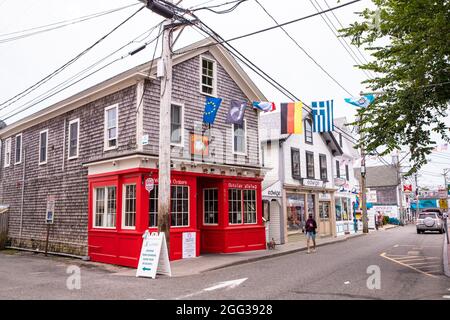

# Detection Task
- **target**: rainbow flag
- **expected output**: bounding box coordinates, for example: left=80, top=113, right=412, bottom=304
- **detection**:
left=280, top=102, right=303, bottom=134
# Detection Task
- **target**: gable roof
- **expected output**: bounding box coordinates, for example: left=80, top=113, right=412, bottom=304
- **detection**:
left=0, top=37, right=267, bottom=138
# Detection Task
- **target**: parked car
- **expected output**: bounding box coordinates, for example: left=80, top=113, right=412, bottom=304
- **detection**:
left=416, top=209, right=445, bottom=234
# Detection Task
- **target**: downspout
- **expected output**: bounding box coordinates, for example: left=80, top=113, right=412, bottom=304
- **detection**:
left=19, top=148, right=26, bottom=245
left=62, top=118, right=66, bottom=172
left=279, top=134, right=291, bottom=244
left=330, top=151, right=337, bottom=237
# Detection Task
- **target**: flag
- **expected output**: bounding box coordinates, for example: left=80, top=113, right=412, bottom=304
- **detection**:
left=344, top=94, right=375, bottom=108
left=403, top=184, right=412, bottom=192
left=252, top=101, right=276, bottom=112
left=203, top=96, right=222, bottom=124
left=280, top=102, right=303, bottom=134
left=225, top=100, right=247, bottom=125
left=311, top=100, right=334, bottom=132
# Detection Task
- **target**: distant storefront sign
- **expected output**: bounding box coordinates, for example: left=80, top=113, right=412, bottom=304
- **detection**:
left=371, top=205, right=399, bottom=218
left=302, top=179, right=324, bottom=188
left=334, top=177, right=346, bottom=187
left=367, top=189, right=377, bottom=203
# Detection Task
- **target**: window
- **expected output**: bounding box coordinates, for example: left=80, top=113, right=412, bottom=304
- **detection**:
left=15, top=134, right=22, bottom=164
left=170, top=104, right=183, bottom=145
left=68, top=119, right=79, bottom=159
left=243, top=190, right=257, bottom=224
left=319, top=201, right=330, bottom=220
left=345, top=164, right=349, bottom=181
left=306, top=151, right=315, bottom=179
left=233, top=121, right=246, bottom=154
left=319, top=154, right=327, bottom=181
left=171, top=186, right=189, bottom=227
left=149, top=186, right=159, bottom=227
left=201, top=57, right=216, bottom=96
left=204, top=189, right=218, bottom=224
left=4, top=137, right=11, bottom=167
left=123, top=184, right=136, bottom=229
left=336, top=160, right=341, bottom=178
left=228, top=189, right=242, bottom=224
left=104, top=104, right=118, bottom=150
left=291, top=148, right=301, bottom=179
left=305, top=119, right=313, bottom=144
left=39, top=130, right=48, bottom=165
left=94, top=186, right=116, bottom=228
left=339, top=133, right=343, bottom=147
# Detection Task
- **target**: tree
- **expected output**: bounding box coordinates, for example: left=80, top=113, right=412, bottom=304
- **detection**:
left=341, top=0, right=450, bottom=175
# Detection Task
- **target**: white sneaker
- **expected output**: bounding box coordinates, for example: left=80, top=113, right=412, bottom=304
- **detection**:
left=307, top=250, right=311, bottom=254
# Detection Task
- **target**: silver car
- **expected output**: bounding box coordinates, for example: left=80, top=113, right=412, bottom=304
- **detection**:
left=416, top=211, right=445, bottom=234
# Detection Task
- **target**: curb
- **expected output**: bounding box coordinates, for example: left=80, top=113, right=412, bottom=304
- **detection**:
left=203, top=232, right=368, bottom=273
left=444, top=230, right=450, bottom=278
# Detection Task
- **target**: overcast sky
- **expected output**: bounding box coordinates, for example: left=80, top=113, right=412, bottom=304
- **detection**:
left=0, top=0, right=448, bottom=188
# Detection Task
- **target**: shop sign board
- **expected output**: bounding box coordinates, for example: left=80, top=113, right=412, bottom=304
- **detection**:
left=136, top=231, right=171, bottom=279
left=367, top=189, right=378, bottom=203
left=438, top=189, right=447, bottom=199
left=318, top=192, right=331, bottom=201
left=439, top=199, right=448, bottom=210
left=46, top=196, right=55, bottom=224
left=371, top=205, right=399, bottom=218
left=302, top=179, right=324, bottom=188
left=334, top=177, right=346, bottom=187
left=182, top=232, right=196, bottom=259
left=262, top=181, right=282, bottom=198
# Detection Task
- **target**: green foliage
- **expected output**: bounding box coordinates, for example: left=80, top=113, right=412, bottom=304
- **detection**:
left=383, top=215, right=389, bottom=225
left=340, top=0, right=450, bottom=175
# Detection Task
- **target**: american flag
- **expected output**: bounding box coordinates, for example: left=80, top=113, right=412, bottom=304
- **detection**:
left=311, top=100, right=334, bottom=132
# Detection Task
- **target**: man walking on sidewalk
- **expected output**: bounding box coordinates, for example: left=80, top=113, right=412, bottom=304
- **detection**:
left=305, top=214, right=317, bottom=254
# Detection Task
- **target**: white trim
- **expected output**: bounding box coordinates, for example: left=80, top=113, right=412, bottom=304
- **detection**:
left=122, top=183, right=137, bottom=230
left=243, top=189, right=258, bottom=225
left=38, top=129, right=48, bottom=166
left=135, top=80, right=145, bottom=152
left=4, top=137, right=11, bottom=168
left=170, top=101, right=184, bottom=147
left=67, top=118, right=80, bottom=160
left=104, top=104, right=119, bottom=151
left=203, top=188, right=219, bottom=226
left=232, top=119, right=247, bottom=156
left=199, top=55, right=217, bottom=97
left=92, top=186, right=117, bottom=229
left=14, top=133, right=22, bottom=165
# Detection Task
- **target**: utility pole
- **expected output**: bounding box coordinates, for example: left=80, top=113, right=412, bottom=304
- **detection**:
left=140, top=0, right=176, bottom=250
left=358, top=116, right=368, bottom=234
left=393, top=152, right=404, bottom=225
left=443, top=169, right=450, bottom=244
left=414, top=173, right=419, bottom=221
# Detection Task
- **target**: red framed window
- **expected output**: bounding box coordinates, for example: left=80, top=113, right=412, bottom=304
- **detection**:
left=228, top=188, right=257, bottom=225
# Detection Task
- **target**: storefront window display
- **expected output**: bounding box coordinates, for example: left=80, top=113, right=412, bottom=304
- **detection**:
left=335, top=197, right=352, bottom=221
left=307, top=194, right=315, bottom=218
left=286, top=194, right=305, bottom=232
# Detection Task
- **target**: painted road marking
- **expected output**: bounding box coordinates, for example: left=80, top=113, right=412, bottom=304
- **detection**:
left=175, top=278, right=248, bottom=300
left=443, top=296, right=450, bottom=299
left=380, top=252, right=439, bottom=278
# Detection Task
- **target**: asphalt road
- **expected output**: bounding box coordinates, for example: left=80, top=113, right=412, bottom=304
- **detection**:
left=1, top=225, right=449, bottom=300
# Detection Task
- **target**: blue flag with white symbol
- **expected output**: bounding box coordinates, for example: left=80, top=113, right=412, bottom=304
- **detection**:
left=344, top=94, right=375, bottom=108
left=311, top=100, right=334, bottom=132
left=203, top=96, right=222, bottom=124
left=225, top=100, right=247, bottom=125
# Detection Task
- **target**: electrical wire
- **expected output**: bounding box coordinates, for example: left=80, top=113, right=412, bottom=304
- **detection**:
left=1, top=24, right=163, bottom=123
left=0, top=5, right=146, bottom=114
left=254, top=0, right=355, bottom=97
left=0, top=3, right=140, bottom=44
left=308, top=0, right=374, bottom=80
left=192, top=0, right=248, bottom=13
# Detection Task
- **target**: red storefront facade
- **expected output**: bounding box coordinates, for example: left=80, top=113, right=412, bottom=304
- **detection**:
left=87, top=164, right=265, bottom=268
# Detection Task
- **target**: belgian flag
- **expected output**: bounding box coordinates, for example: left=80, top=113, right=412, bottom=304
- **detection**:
left=280, top=102, right=303, bottom=134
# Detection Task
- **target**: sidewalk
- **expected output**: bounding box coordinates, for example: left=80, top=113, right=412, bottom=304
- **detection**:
left=105, top=226, right=401, bottom=278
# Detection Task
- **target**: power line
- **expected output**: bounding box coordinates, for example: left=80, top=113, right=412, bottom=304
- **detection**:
left=308, top=0, right=373, bottom=80
left=1, top=22, right=163, bottom=123
left=0, top=3, right=140, bottom=44
left=175, top=0, right=362, bottom=56
left=0, top=5, right=146, bottom=115
left=192, top=0, right=248, bottom=13
left=253, top=0, right=355, bottom=97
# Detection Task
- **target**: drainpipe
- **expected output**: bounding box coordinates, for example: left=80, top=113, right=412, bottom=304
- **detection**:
left=19, top=148, right=26, bottom=245
left=330, top=153, right=337, bottom=237
left=62, top=118, right=66, bottom=172
left=279, top=136, right=289, bottom=244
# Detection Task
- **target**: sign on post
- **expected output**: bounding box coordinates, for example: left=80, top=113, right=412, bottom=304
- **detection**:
left=136, top=230, right=171, bottom=279
left=46, top=196, right=55, bottom=224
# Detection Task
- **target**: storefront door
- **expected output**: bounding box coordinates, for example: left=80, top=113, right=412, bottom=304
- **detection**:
left=318, top=201, right=332, bottom=236
left=286, top=194, right=306, bottom=233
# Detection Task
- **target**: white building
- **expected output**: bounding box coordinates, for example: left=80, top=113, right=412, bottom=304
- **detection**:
left=260, top=108, right=343, bottom=244
left=332, top=117, right=361, bottom=235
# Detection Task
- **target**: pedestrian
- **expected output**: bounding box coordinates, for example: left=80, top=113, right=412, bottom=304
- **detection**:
left=378, top=212, right=383, bottom=229
left=305, top=213, right=317, bottom=253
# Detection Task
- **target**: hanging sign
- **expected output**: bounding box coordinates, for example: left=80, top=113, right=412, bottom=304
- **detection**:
left=182, top=232, right=196, bottom=259
left=145, top=178, right=155, bottom=192
left=136, top=231, right=171, bottom=279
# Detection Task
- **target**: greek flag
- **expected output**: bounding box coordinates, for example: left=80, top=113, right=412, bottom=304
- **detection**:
left=311, top=100, right=334, bottom=132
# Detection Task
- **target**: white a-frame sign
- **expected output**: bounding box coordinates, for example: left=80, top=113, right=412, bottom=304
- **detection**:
left=136, top=230, right=172, bottom=279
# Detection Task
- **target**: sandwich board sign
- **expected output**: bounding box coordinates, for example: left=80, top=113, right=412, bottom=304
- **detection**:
left=136, top=230, right=171, bottom=279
